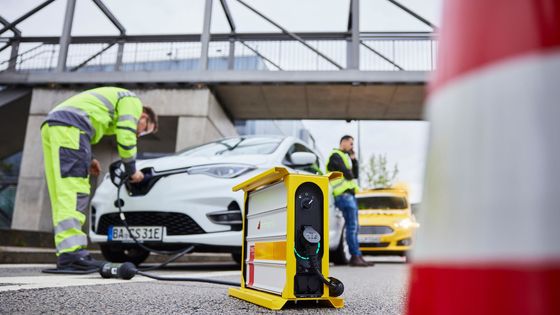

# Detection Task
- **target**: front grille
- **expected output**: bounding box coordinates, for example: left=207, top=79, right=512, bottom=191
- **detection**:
left=361, top=242, right=390, bottom=248
left=227, top=201, right=242, bottom=231
left=97, top=212, right=205, bottom=236
left=359, top=225, right=393, bottom=235
left=228, top=201, right=241, bottom=210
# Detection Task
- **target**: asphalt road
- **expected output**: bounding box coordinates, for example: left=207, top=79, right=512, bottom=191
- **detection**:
left=0, top=257, right=409, bottom=314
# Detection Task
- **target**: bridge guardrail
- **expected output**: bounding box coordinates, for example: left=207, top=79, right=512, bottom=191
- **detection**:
left=0, top=33, right=436, bottom=73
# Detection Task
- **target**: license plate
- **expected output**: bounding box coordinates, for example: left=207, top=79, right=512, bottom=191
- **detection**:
left=108, top=226, right=164, bottom=242
left=358, top=235, right=381, bottom=243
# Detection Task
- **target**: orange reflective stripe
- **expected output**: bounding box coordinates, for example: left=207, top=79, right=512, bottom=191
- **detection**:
left=254, top=241, right=286, bottom=261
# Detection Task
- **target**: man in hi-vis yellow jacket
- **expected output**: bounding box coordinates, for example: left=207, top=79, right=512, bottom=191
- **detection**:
left=41, top=87, right=157, bottom=272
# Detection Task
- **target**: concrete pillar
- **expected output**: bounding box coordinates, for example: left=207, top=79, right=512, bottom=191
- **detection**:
left=176, top=117, right=220, bottom=150
left=132, top=88, right=237, bottom=150
left=175, top=90, right=238, bottom=150
left=11, top=88, right=237, bottom=232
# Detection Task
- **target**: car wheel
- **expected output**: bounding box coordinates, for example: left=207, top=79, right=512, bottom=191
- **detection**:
left=231, top=253, right=242, bottom=266
left=100, top=243, right=150, bottom=266
left=330, top=227, right=351, bottom=265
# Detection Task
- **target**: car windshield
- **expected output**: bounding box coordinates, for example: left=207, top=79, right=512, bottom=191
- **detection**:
left=357, top=196, right=408, bottom=210
left=176, top=137, right=282, bottom=158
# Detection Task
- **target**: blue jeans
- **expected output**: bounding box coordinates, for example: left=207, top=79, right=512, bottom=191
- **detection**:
left=335, top=193, right=361, bottom=256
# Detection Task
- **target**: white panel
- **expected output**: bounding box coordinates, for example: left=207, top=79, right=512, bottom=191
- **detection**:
left=415, top=53, right=560, bottom=263
left=244, top=178, right=289, bottom=296
left=247, top=181, right=287, bottom=217
left=246, top=207, right=287, bottom=241
left=248, top=260, right=287, bottom=295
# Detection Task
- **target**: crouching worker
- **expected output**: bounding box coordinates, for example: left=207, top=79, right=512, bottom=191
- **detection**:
left=41, top=87, right=157, bottom=272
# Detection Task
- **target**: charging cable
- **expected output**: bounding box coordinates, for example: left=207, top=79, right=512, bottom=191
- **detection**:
left=99, top=162, right=239, bottom=286
left=99, top=261, right=239, bottom=286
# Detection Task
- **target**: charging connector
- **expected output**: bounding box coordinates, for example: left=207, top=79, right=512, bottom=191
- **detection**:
left=100, top=262, right=137, bottom=280
left=297, top=226, right=344, bottom=297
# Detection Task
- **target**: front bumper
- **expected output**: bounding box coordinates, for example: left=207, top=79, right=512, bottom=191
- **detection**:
left=89, top=171, right=255, bottom=247
left=358, top=226, right=414, bottom=253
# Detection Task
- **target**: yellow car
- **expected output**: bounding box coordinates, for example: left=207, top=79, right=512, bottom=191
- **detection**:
left=357, top=185, right=419, bottom=258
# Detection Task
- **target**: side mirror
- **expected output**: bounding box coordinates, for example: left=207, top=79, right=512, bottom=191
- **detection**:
left=290, top=152, right=316, bottom=166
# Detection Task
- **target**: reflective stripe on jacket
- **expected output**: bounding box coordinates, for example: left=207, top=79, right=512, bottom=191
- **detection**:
left=45, top=87, right=142, bottom=171
left=328, top=149, right=360, bottom=196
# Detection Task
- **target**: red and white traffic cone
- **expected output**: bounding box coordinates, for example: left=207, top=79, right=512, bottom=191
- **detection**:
left=406, top=0, right=560, bottom=314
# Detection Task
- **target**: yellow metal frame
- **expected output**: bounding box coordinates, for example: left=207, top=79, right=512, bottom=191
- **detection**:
left=229, top=167, right=344, bottom=310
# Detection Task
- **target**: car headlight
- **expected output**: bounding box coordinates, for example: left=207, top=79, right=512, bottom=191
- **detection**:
left=394, top=218, right=414, bottom=229
left=187, top=164, right=256, bottom=178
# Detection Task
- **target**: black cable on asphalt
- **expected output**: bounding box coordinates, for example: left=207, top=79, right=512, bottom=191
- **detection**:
left=137, top=271, right=239, bottom=286
left=139, top=245, right=195, bottom=271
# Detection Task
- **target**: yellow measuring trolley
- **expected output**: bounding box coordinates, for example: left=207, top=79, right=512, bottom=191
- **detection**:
left=228, top=167, right=345, bottom=310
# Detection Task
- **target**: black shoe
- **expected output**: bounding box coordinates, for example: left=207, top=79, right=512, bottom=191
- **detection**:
left=357, top=255, right=375, bottom=266
left=57, top=249, right=106, bottom=272
left=349, top=255, right=370, bottom=267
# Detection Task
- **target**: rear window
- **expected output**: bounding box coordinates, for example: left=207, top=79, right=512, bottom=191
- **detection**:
left=357, top=196, right=408, bottom=210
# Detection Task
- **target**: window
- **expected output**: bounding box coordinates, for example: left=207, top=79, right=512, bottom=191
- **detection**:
left=357, top=196, right=408, bottom=210
left=176, top=137, right=282, bottom=158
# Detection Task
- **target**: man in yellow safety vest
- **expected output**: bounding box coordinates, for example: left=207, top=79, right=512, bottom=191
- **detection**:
left=327, top=135, right=373, bottom=267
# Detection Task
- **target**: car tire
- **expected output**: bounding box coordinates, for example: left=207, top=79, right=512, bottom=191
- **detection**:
left=231, top=253, right=242, bottom=266
left=330, top=227, right=351, bottom=265
left=100, top=243, right=150, bottom=266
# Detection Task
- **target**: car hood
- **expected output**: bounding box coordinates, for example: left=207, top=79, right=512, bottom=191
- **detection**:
left=136, top=154, right=271, bottom=172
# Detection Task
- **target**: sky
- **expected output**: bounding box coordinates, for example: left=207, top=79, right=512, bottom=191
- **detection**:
left=1, top=0, right=442, bottom=35
left=2, top=0, right=442, bottom=202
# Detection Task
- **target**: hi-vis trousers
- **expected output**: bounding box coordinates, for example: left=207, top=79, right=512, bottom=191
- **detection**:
left=41, top=123, right=91, bottom=255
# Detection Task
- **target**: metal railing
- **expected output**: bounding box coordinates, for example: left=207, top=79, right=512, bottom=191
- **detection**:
left=0, top=33, right=436, bottom=73
left=0, top=0, right=438, bottom=77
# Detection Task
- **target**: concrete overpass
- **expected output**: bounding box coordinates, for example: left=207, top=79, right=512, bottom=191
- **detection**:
left=0, top=70, right=427, bottom=120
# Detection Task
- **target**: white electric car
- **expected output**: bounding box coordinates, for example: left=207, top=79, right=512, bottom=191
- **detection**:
left=90, top=136, right=350, bottom=265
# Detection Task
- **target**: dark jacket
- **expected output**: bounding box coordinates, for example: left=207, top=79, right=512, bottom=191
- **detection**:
left=327, top=150, right=359, bottom=181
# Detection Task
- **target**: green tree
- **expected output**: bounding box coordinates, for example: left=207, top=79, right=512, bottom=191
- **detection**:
left=362, top=154, right=399, bottom=189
